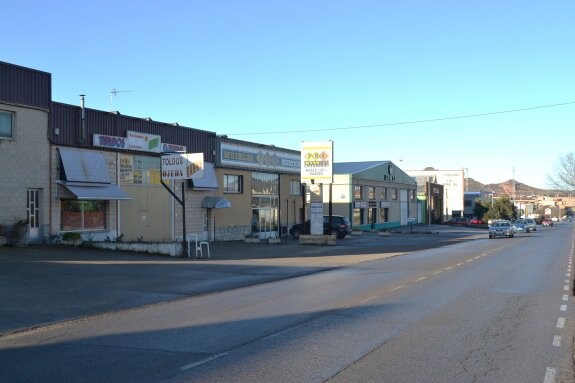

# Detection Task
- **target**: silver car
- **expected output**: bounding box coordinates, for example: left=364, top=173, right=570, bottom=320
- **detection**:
left=512, top=219, right=531, bottom=233
left=524, top=218, right=537, bottom=231
left=489, top=220, right=514, bottom=238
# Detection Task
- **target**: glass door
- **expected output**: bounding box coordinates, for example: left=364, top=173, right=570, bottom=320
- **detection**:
left=27, top=189, right=40, bottom=242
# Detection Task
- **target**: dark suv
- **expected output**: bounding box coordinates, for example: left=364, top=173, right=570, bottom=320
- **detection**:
left=289, top=215, right=352, bottom=239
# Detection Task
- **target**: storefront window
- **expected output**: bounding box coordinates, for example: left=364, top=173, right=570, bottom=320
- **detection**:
left=380, top=188, right=387, bottom=200
left=251, top=172, right=278, bottom=195
left=354, top=185, right=363, bottom=199
left=368, top=186, right=375, bottom=200
left=224, top=174, right=243, bottom=193
left=121, top=155, right=161, bottom=185
left=61, top=200, right=106, bottom=231
left=353, top=208, right=364, bottom=225
left=290, top=180, right=302, bottom=195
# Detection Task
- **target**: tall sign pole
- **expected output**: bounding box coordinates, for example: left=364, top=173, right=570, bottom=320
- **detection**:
left=160, top=152, right=204, bottom=257
left=301, top=141, right=333, bottom=236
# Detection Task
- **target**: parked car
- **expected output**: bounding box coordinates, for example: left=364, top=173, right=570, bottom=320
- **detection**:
left=512, top=219, right=531, bottom=233
left=542, top=218, right=554, bottom=227
left=289, top=215, right=352, bottom=239
left=445, top=217, right=469, bottom=226
left=489, top=220, right=514, bottom=238
left=469, top=218, right=484, bottom=225
left=524, top=218, right=537, bottom=231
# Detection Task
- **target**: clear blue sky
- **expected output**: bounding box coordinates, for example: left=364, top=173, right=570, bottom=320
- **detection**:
left=4, top=1, right=574, bottom=189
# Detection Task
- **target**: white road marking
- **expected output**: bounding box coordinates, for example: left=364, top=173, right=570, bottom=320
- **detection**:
left=557, top=318, right=565, bottom=329
left=544, top=367, right=556, bottom=383
left=433, top=271, right=443, bottom=275
left=444, top=266, right=453, bottom=271
left=416, top=276, right=427, bottom=282
left=360, top=296, right=379, bottom=304
left=553, top=335, right=561, bottom=347
left=466, top=259, right=473, bottom=263
left=565, top=280, right=570, bottom=284
left=563, top=285, right=569, bottom=291
left=456, top=263, right=464, bottom=266
left=560, top=305, right=567, bottom=312
left=562, top=295, right=569, bottom=301
left=181, top=352, right=228, bottom=371
left=389, top=285, right=405, bottom=292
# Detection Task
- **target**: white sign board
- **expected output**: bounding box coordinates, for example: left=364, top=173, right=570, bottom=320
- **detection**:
left=161, top=153, right=204, bottom=180
left=301, top=141, right=333, bottom=184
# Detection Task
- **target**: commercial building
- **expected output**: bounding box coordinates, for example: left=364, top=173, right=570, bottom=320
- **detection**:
left=0, top=62, right=51, bottom=243
left=322, top=161, right=418, bottom=230
left=211, top=137, right=303, bottom=240
left=1, top=61, right=304, bottom=245
left=406, top=167, right=465, bottom=221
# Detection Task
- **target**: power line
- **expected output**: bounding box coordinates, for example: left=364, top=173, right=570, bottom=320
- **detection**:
left=229, top=101, right=575, bottom=136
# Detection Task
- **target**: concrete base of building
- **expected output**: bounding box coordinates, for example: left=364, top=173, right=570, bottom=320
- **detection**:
left=298, top=234, right=337, bottom=246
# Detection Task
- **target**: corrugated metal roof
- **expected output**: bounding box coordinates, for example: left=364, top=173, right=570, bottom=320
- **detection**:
left=50, top=102, right=217, bottom=162
left=0, top=61, right=51, bottom=109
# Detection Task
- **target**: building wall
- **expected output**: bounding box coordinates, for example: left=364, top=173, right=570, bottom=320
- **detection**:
left=407, top=169, right=464, bottom=221
left=0, top=104, right=50, bottom=241
left=322, top=170, right=418, bottom=231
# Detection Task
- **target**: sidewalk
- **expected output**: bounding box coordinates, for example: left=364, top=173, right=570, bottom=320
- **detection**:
left=0, top=225, right=485, bottom=336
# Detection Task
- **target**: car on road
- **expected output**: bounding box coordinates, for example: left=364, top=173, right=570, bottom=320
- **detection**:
left=542, top=218, right=554, bottom=227
left=445, top=217, right=469, bottom=226
left=524, top=218, right=537, bottom=231
left=512, top=219, right=531, bottom=233
left=489, top=220, right=514, bottom=238
left=289, top=215, right=352, bottom=239
left=469, top=217, right=484, bottom=225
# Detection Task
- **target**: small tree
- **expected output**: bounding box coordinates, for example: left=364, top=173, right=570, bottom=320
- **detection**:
left=547, top=152, right=575, bottom=193
left=481, top=197, right=517, bottom=222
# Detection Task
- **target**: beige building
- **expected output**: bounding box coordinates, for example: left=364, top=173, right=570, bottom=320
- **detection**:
left=0, top=63, right=51, bottom=244
left=211, top=137, right=303, bottom=240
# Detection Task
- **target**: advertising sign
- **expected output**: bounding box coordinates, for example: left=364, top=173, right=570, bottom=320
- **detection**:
left=127, top=131, right=161, bottom=152
left=161, top=153, right=204, bottom=181
left=301, top=141, right=333, bottom=184
left=93, top=133, right=186, bottom=154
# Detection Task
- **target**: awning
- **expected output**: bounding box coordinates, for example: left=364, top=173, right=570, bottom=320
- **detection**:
left=189, top=162, right=218, bottom=190
left=58, top=148, right=111, bottom=183
left=59, top=182, right=132, bottom=200
left=201, top=196, right=231, bottom=209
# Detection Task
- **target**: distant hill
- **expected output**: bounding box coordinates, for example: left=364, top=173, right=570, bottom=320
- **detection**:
left=466, top=178, right=557, bottom=197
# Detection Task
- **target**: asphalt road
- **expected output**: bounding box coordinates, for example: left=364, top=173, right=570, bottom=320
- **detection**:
left=0, top=224, right=484, bottom=335
left=1, top=224, right=573, bottom=382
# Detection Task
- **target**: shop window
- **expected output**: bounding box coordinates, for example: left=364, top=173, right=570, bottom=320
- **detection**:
left=61, top=200, right=106, bottom=231
left=354, top=185, right=363, bottom=199
left=391, top=188, right=398, bottom=200
left=290, top=180, right=302, bottom=195
left=368, top=186, right=375, bottom=200
left=353, top=208, right=364, bottom=225
left=380, top=187, right=388, bottom=200
left=251, top=172, right=278, bottom=195
left=0, top=110, right=14, bottom=139
left=224, top=174, right=243, bottom=193
left=380, top=208, right=389, bottom=222
left=122, top=155, right=161, bottom=185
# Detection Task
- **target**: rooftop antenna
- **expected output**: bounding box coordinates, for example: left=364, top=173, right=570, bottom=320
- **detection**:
left=110, top=88, right=131, bottom=112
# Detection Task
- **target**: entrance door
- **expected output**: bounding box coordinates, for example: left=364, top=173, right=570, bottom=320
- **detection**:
left=252, top=208, right=278, bottom=239
left=27, top=189, right=40, bottom=242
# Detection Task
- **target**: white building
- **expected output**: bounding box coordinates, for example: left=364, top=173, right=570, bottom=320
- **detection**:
left=406, top=168, right=465, bottom=221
